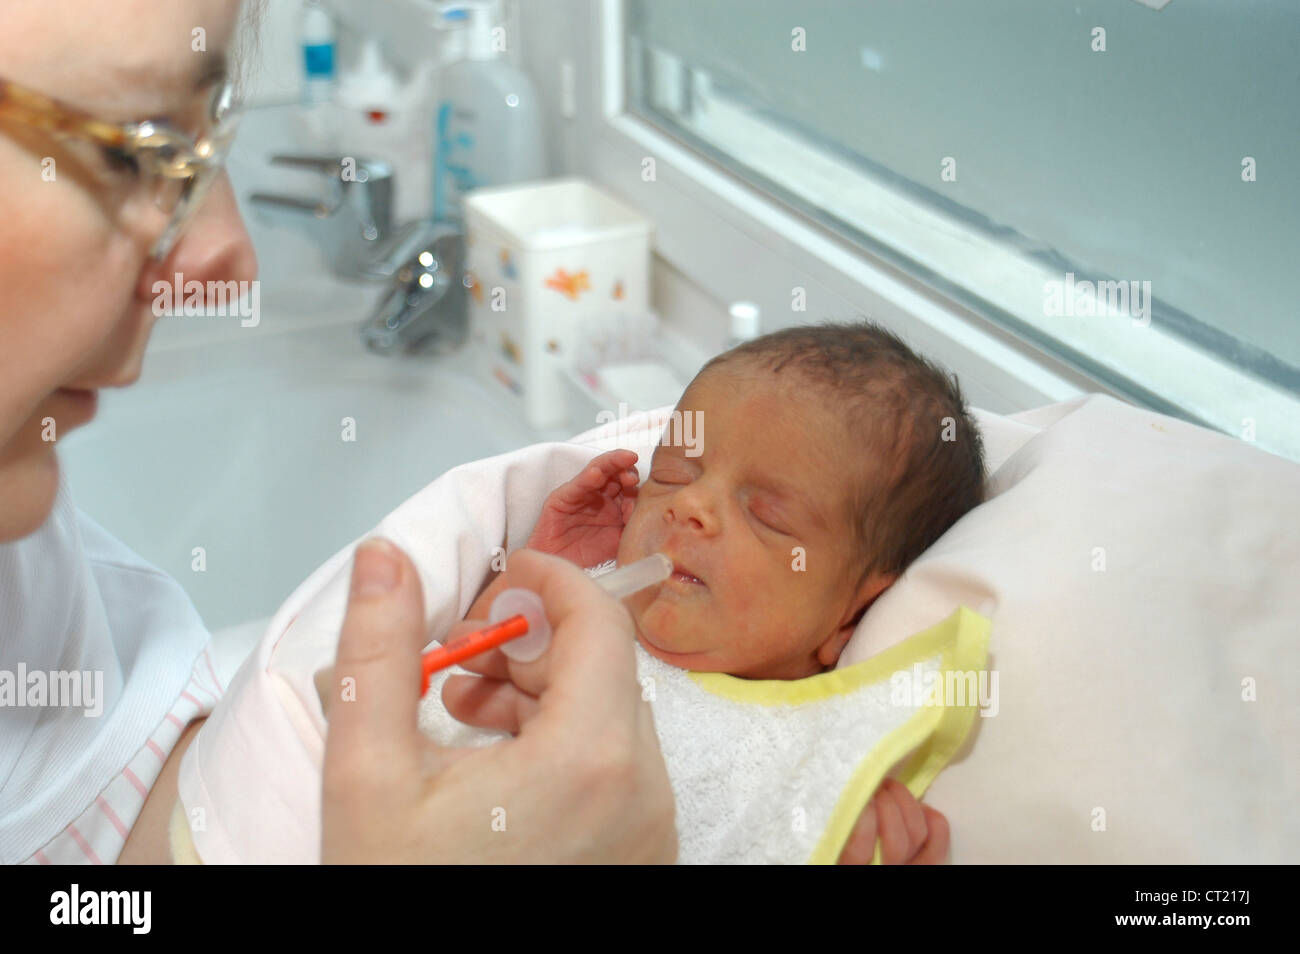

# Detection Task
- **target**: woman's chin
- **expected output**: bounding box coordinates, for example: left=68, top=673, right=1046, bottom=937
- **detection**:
left=0, top=444, right=61, bottom=542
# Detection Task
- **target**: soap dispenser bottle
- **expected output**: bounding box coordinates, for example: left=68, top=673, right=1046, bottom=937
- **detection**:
left=432, top=0, right=546, bottom=223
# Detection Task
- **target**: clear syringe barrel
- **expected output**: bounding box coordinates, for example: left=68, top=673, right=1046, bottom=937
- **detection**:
left=491, top=553, right=672, bottom=663
left=595, top=553, right=673, bottom=599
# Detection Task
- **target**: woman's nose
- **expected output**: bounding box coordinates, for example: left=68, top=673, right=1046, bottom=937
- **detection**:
left=137, top=172, right=258, bottom=297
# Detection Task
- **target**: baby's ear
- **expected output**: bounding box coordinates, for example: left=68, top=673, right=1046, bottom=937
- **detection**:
left=851, top=569, right=898, bottom=618
left=817, top=570, right=898, bottom=667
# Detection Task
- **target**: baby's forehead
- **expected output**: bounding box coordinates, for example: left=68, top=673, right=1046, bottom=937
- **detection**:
left=669, top=372, right=881, bottom=505
left=689, top=365, right=871, bottom=454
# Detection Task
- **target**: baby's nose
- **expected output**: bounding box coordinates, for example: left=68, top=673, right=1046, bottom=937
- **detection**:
left=669, top=510, right=706, bottom=531
left=665, top=492, right=719, bottom=534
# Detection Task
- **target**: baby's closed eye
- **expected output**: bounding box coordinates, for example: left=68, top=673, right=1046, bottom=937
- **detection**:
left=649, top=470, right=691, bottom=485
left=748, top=505, right=793, bottom=536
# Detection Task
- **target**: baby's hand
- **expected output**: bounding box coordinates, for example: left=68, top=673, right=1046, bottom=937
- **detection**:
left=525, top=449, right=640, bottom=568
left=837, top=778, right=950, bottom=865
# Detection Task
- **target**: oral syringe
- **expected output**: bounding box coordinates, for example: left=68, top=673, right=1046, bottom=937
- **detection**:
left=420, top=553, right=672, bottom=693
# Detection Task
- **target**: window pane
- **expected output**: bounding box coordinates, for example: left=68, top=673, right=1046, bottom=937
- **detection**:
left=626, top=0, right=1300, bottom=435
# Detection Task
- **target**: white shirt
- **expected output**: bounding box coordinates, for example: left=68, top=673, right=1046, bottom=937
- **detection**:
left=0, top=474, right=213, bottom=863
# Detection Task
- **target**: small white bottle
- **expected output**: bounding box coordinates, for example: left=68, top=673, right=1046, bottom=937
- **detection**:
left=727, top=301, right=761, bottom=348
left=300, top=1, right=337, bottom=106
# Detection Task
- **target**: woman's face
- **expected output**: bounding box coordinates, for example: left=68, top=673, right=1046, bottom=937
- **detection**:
left=0, top=0, right=256, bottom=542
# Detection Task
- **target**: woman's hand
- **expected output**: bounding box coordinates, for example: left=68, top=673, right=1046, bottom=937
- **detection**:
left=525, top=450, right=639, bottom=566
left=837, top=778, right=950, bottom=864
left=320, top=539, right=676, bottom=864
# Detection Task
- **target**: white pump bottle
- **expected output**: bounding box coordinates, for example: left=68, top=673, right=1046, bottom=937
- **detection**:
left=432, top=0, right=547, bottom=223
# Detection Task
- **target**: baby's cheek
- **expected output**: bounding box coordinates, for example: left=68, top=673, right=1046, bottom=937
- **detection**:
left=645, top=601, right=680, bottom=634
left=615, top=526, right=638, bottom=566
left=619, top=500, right=666, bottom=563
left=724, top=559, right=770, bottom=609
left=632, top=598, right=683, bottom=652
left=615, top=511, right=643, bottom=561
left=700, top=577, right=753, bottom=651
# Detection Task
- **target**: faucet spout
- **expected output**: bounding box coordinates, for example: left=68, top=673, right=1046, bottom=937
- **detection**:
left=360, top=223, right=470, bottom=355
left=248, top=153, right=395, bottom=280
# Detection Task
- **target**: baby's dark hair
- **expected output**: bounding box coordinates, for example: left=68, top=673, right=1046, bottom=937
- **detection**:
left=699, top=320, right=986, bottom=582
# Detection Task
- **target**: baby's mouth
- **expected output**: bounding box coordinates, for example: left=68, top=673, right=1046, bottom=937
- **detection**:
left=667, top=561, right=707, bottom=588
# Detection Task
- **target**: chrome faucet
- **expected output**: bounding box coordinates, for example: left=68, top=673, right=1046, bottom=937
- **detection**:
left=359, top=221, right=470, bottom=355
left=248, top=152, right=469, bottom=355
left=248, top=153, right=399, bottom=281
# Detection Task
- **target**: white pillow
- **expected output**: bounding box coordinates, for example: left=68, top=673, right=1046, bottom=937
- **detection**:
left=831, top=393, right=1300, bottom=862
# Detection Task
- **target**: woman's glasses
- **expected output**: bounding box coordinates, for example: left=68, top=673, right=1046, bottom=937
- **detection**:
left=0, top=75, right=242, bottom=260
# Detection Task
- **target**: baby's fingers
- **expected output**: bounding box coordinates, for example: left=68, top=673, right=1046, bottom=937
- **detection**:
left=610, top=465, right=638, bottom=492
left=584, top=449, right=639, bottom=485
left=874, top=786, right=911, bottom=864
left=551, top=451, right=639, bottom=509
left=906, top=806, right=951, bottom=865
left=836, top=799, right=878, bottom=865
left=875, top=780, right=933, bottom=864
left=593, top=448, right=638, bottom=471
left=883, top=779, right=929, bottom=851
left=839, top=780, right=941, bottom=865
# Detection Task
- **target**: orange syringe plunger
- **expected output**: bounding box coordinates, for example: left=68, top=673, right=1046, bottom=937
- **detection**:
left=419, top=589, right=552, bottom=694
left=419, top=554, right=673, bottom=694
left=420, top=613, right=533, bottom=694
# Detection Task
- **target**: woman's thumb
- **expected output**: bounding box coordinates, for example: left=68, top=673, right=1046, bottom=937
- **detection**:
left=322, top=538, right=428, bottom=777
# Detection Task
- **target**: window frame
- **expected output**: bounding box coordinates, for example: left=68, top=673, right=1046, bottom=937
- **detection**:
left=556, top=0, right=1300, bottom=459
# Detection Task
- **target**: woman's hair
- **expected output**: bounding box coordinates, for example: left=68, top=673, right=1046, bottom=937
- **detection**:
left=700, top=320, right=987, bottom=581
left=232, top=0, right=267, bottom=101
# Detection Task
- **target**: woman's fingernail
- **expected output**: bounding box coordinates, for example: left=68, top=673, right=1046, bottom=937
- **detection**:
left=353, top=538, right=400, bottom=597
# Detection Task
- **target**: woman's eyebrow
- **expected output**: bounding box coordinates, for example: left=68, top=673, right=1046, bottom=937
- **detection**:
left=109, top=51, right=228, bottom=107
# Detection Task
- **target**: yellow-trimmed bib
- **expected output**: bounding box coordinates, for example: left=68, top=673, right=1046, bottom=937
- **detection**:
left=648, top=607, right=990, bottom=863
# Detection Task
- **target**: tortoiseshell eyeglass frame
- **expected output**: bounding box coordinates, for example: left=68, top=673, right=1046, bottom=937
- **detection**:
left=0, top=74, right=242, bottom=260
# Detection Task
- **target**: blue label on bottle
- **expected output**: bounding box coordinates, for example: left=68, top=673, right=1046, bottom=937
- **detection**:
left=303, top=43, right=335, bottom=77
left=433, top=99, right=478, bottom=221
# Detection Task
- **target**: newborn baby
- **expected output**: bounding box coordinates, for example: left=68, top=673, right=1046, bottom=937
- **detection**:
left=451, top=321, right=986, bottom=863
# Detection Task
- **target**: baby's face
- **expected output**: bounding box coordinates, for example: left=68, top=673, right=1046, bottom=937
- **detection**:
left=616, top=365, right=886, bottom=679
